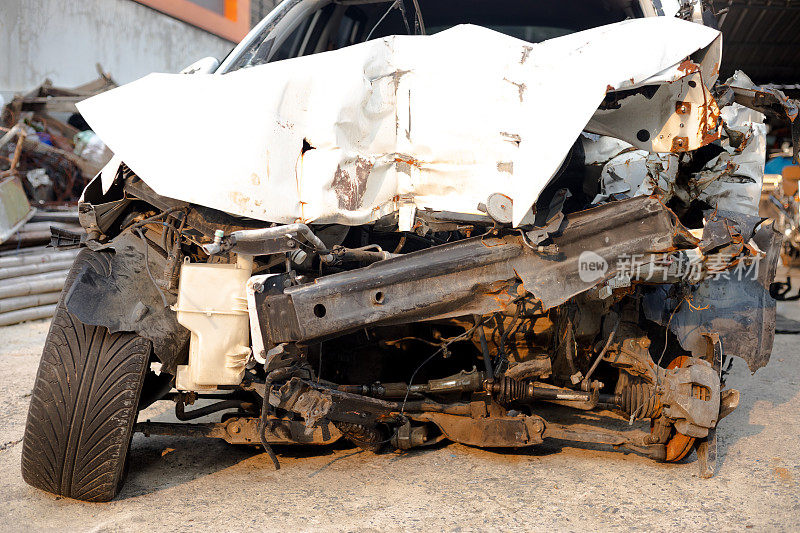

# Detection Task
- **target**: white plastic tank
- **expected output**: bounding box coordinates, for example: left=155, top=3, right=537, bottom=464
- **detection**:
left=174, top=256, right=252, bottom=391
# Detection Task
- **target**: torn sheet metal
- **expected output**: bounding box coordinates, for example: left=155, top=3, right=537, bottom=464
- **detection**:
left=724, top=70, right=800, bottom=165
left=78, top=18, right=720, bottom=227
left=587, top=74, right=766, bottom=216
left=695, top=103, right=766, bottom=215
left=642, top=217, right=781, bottom=372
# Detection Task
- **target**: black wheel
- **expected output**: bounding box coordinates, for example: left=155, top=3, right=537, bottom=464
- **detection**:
left=21, top=250, right=151, bottom=502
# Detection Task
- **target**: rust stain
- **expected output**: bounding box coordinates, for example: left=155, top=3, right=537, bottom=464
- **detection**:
left=676, top=59, right=700, bottom=76
left=332, top=157, right=373, bottom=211
left=670, top=137, right=689, bottom=152
left=503, top=78, right=526, bottom=102
left=497, top=161, right=514, bottom=174
left=394, top=155, right=422, bottom=168
left=228, top=191, right=248, bottom=210
left=520, top=46, right=533, bottom=64
left=697, top=80, right=722, bottom=146
left=500, top=132, right=522, bottom=146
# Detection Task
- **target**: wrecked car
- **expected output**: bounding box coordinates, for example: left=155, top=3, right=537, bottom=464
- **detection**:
left=21, top=0, right=796, bottom=501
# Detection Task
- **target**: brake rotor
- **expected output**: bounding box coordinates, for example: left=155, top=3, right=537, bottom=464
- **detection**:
left=660, top=356, right=695, bottom=462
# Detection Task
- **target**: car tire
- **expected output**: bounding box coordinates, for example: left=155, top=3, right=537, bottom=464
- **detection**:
left=21, top=250, right=151, bottom=502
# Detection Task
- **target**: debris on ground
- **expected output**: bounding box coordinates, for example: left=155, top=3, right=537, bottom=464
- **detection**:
left=0, top=66, right=115, bottom=325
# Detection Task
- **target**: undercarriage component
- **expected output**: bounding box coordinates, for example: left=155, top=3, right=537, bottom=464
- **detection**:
left=255, top=196, right=695, bottom=346
left=271, top=378, right=471, bottom=426
left=337, top=368, right=485, bottom=398
left=486, top=378, right=599, bottom=405
left=135, top=417, right=342, bottom=445
left=660, top=357, right=720, bottom=438
left=391, top=422, right=435, bottom=450
left=616, top=381, right=661, bottom=420
left=417, top=412, right=545, bottom=448
left=175, top=399, right=255, bottom=421
left=542, top=423, right=666, bottom=461
left=334, top=422, right=386, bottom=452
left=660, top=355, right=713, bottom=461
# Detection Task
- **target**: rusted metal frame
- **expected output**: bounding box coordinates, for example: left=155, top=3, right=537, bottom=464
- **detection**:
left=135, top=417, right=342, bottom=445
left=415, top=412, right=546, bottom=448
left=541, top=423, right=666, bottom=460
left=272, top=377, right=472, bottom=425
left=256, top=197, right=694, bottom=346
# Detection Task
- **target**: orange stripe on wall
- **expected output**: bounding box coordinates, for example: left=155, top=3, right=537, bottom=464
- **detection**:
left=134, top=0, right=250, bottom=42
left=224, top=0, right=238, bottom=21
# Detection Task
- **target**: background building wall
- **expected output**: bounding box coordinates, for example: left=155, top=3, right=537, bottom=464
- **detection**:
left=0, top=0, right=237, bottom=102
left=250, top=0, right=280, bottom=27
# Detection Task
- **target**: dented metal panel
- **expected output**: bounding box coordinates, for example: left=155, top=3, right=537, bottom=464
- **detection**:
left=256, top=196, right=692, bottom=344
left=78, top=18, right=721, bottom=227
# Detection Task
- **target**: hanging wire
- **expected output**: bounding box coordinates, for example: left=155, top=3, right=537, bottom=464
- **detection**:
left=366, top=0, right=400, bottom=41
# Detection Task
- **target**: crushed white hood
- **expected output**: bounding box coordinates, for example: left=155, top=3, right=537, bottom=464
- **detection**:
left=78, top=18, right=720, bottom=227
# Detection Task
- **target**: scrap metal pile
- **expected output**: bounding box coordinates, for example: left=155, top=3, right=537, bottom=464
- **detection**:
left=0, top=68, right=115, bottom=325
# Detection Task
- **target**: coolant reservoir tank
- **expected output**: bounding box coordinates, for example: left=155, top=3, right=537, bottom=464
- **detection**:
left=174, top=257, right=252, bottom=391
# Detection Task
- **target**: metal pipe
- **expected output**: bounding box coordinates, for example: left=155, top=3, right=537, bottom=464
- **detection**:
left=17, top=221, right=75, bottom=233
left=203, top=223, right=330, bottom=257
left=0, top=276, right=66, bottom=299
left=530, top=386, right=592, bottom=402
left=0, top=245, right=51, bottom=257
left=474, top=315, right=493, bottom=380
left=0, top=303, right=57, bottom=326
left=29, top=211, right=79, bottom=224
left=583, top=323, right=618, bottom=384
left=0, top=249, right=78, bottom=269
left=1, top=230, right=53, bottom=247
left=0, top=270, right=69, bottom=287
left=175, top=399, right=255, bottom=421
left=0, top=259, right=75, bottom=281
left=0, top=292, right=60, bottom=313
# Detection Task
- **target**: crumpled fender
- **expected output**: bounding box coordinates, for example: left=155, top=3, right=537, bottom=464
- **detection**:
left=64, top=232, right=189, bottom=373
left=77, top=18, right=721, bottom=227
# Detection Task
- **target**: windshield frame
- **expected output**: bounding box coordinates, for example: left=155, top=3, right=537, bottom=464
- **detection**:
left=218, top=0, right=660, bottom=74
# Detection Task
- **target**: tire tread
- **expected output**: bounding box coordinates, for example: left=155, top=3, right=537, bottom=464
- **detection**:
left=21, top=250, right=150, bottom=502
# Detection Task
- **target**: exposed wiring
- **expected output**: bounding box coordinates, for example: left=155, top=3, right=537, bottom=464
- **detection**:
left=135, top=227, right=169, bottom=308
left=399, top=321, right=481, bottom=414
left=366, top=1, right=399, bottom=41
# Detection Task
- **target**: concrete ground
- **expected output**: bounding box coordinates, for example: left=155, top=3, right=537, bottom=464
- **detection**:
left=1, top=304, right=799, bottom=532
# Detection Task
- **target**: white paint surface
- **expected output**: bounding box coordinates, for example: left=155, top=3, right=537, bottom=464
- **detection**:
left=79, top=18, right=720, bottom=227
